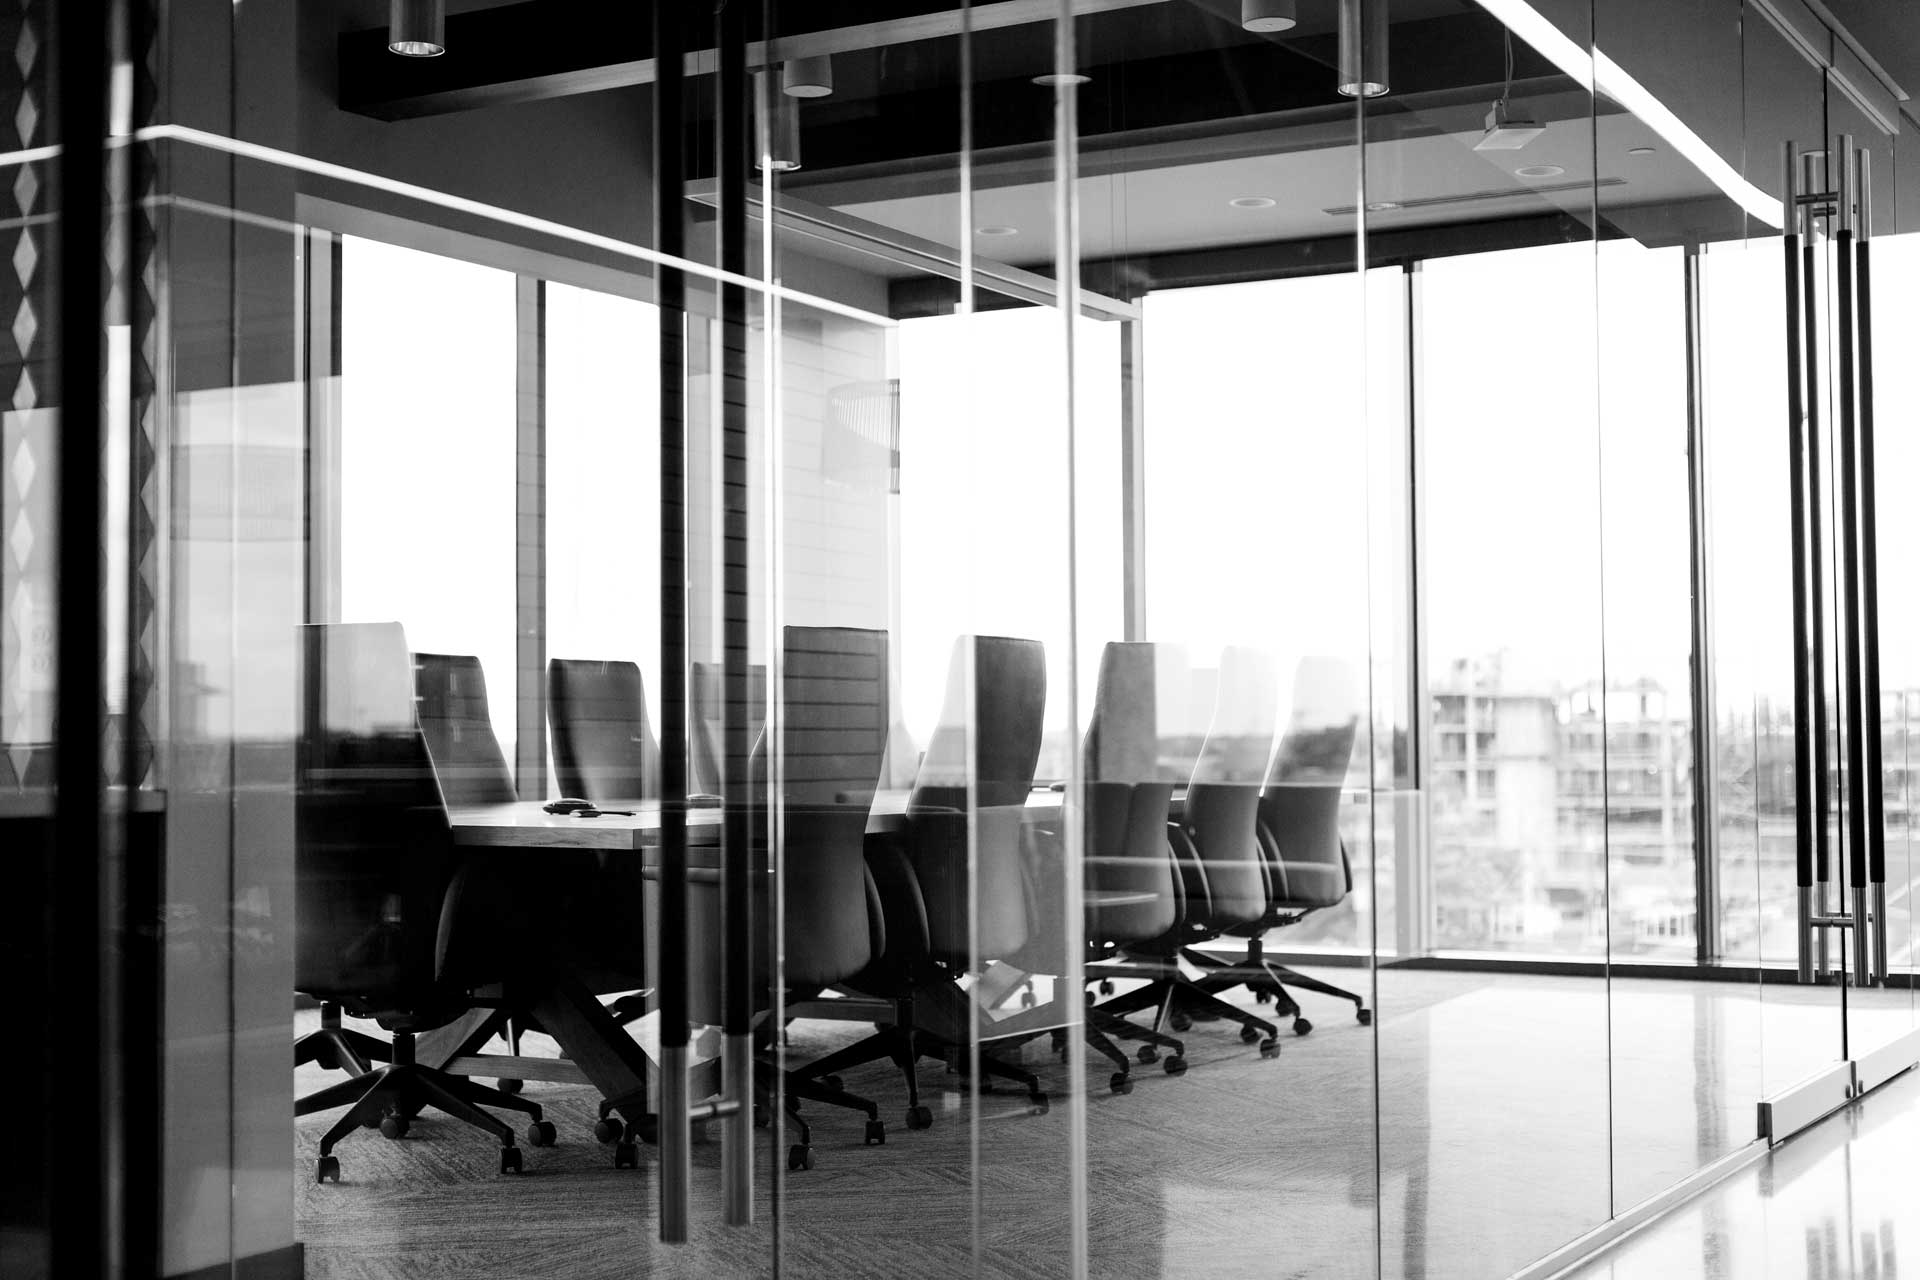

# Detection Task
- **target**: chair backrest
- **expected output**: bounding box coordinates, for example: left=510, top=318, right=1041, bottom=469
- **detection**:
left=1259, top=656, right=1361, bottom=908
left=906, top=635, right=1047, bottom=963
left=690, top=659, right=767, bottom=797
left=1082, top=642, right=1197, bottom=945
left=771, top=626, right=889, bottom=987
left=414, top=652, right=517, bottom=807
left=296, top=623, right=469, bottom=1009
left=1180, top=645, right=1281, bottom=929
left=548, top=658, right=658, bottom=803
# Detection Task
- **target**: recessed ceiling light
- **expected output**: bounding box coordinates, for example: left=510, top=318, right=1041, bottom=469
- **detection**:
left=1229, top=196, right=1277, bottom=209
left=1627, top=146, right=1656, bottom=156
left=976, top=225, right=1020, bottom=237
left=1033, top=72, right=1092, bottom=87
left=1516, top=164, right=1566, bottom=179
left=1366, top=201, right=1401, bottom=212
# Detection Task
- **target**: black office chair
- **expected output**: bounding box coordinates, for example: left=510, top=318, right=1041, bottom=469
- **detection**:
left=544, top=658, right=663, bottom=1028
left=795, top=634, right=1054, bottom=1126
left=548, top=658, right=659, bottom=803
left=1098, top=645, right=1282, bottom=1055
left=594, top=627, right=890, bottom=1170
left=1003, top=641, right=1195, bottom=1095
left=294, top=622, right=553, bottom=1183
left=414, top=652, right=517, bottom=807
left=1187, top=656, right=1370, bottom=1033
left=689, top=659, right=764, bottom=800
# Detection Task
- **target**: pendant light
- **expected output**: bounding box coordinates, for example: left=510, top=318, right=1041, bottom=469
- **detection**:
left=1241, top=0, right=1298, bottom=32
left=782, top=55, right=834, bottom=99
left=1337, top=0, right=1389, bottom=98
left=388, top=0, right=445, bottom=57
left=758, top=72, right=802, bottom=172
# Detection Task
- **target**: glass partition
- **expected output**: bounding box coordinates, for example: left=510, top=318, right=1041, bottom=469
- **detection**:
left=40, top=2, right=1920, bottom=1279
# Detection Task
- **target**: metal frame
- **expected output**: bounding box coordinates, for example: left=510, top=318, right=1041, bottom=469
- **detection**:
left=52, top=0, right=114, bottom=1272
left=1683, top=245, right=1722, bottom=964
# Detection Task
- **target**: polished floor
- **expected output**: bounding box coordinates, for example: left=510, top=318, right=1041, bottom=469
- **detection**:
left=1565, top=1065, right=1920, bottom=1280
left=291, top=969, right=1919, bottom=1279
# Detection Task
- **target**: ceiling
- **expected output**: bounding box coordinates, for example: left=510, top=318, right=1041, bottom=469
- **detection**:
left=334, top=0, right=1909, bottom=282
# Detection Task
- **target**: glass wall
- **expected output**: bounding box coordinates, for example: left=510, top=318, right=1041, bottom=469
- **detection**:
left=24, top=2, right=1920, bottom=1279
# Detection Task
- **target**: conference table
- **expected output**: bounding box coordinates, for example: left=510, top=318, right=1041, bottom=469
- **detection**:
left=425, top=789, right=1087, bottom=1131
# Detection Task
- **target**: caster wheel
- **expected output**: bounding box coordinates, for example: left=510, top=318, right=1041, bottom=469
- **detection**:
left=526, top=1120, right=557, bottom=1148
left=1084, top=990, right=1096, bottom=1007
left=593, top=1116, right=624, bottom=1145
left=1021, top=990, right=1037, bottom=1009
left=378, top=1114, right=409, bottom=1140
left=1240, top=1024, right=1264, bottom=1044
left=499, top=1147, right=524, bottom=1175
left=1099, top=979, right=1116, bottom=996
left=1169, top=1012, right=1193, bottom=1033
left=906, top=1105, right=934, bottom=1130
left=1293, top=1017, right=1314, bottom=1037
left=1259, top=1039, right=1281, bottom=1059
left=1164, top=1055, right=1188, bottom=1076
left=1109, top=1072, right=1133, bottom=1096
left=496, top=1078, right=524, bottom=1095
left=787, top=1144, right=815, bottom=1172
left=316, top=1155, right=341, bottom=1184
left=864, top=1119, right=887, bottom=1146
left=633, top=1114, right=661, bottom=1146
left=1028, top=1093, right=1051, bottom=1116
left=613, top=1141, right=639, bottom=1170
left=1357, top=1008, right=1373, bottom=1026
left=1253, top=990, right=1272, bottom=1004
left=1136, top=1045, right=1158, bottom=1065
left=822, top=1074, right=845, bottom=1093
left=754, top=1104, right=771, bottom=1129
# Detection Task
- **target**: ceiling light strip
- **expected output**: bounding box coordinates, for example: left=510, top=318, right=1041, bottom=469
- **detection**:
left=1473, top=0, right=1782, bottom=228
left=133, top=123, right=897, bottom=330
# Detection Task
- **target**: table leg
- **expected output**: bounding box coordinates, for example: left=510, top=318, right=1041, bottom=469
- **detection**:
left=417, top=1007, right=500, bottom=1071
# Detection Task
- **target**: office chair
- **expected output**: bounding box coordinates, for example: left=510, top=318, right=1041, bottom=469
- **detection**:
left=794, top=634, right=1054, bottom=1127
left=294, top=622, right=553, bottom=1182
left=548, top=658, right=660, bottom=802
left=414, top=652, right=517, bottom=807
left=1002, top=642, right=1195, bottom=1095
left=1097, top=645, right=1282, bottom=1055
left=543, top=658, right=663, bottom=1027
left=689, top=659, right=765, bottom=800
left=594, top=626, right=891, bottom=1170
left=1187, top=656, right=1370, bottom=1033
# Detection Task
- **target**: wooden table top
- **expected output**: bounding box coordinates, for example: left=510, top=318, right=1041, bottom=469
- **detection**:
left=447, top=789, right=1065, bottom=851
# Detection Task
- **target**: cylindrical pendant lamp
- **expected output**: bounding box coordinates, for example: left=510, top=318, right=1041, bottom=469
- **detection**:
left=1337, top=0, right=1389, bottom=98
left=782, top=55, right=835, bottom=98
left=1241, top=0, right=1298, bottom=33
left=388, top=0, right=446, bottom=56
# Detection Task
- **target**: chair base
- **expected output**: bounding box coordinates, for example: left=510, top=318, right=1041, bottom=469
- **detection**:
left=1094, top=959, right=1281, bottom=1050
left=298, top=1032, right=548, bottom=1181
left=792, top=990, right=1050, bottom=1121
left=592, top=1039, right=886, bottom=1168
left=294, top=1002, right=391, bottom=1077
left=1184, top=941, right=1372, bottom=1030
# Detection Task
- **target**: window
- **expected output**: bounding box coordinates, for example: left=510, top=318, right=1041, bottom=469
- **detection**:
left=544, top=283, right=661, bottom=792
left=896, top=306, right=1123, bottom=780
left=338, top=236, right=518, bottom=758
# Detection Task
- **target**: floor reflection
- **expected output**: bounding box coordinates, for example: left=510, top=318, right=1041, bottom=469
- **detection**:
left=1569, top=1067, right=1920, bottom=1280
